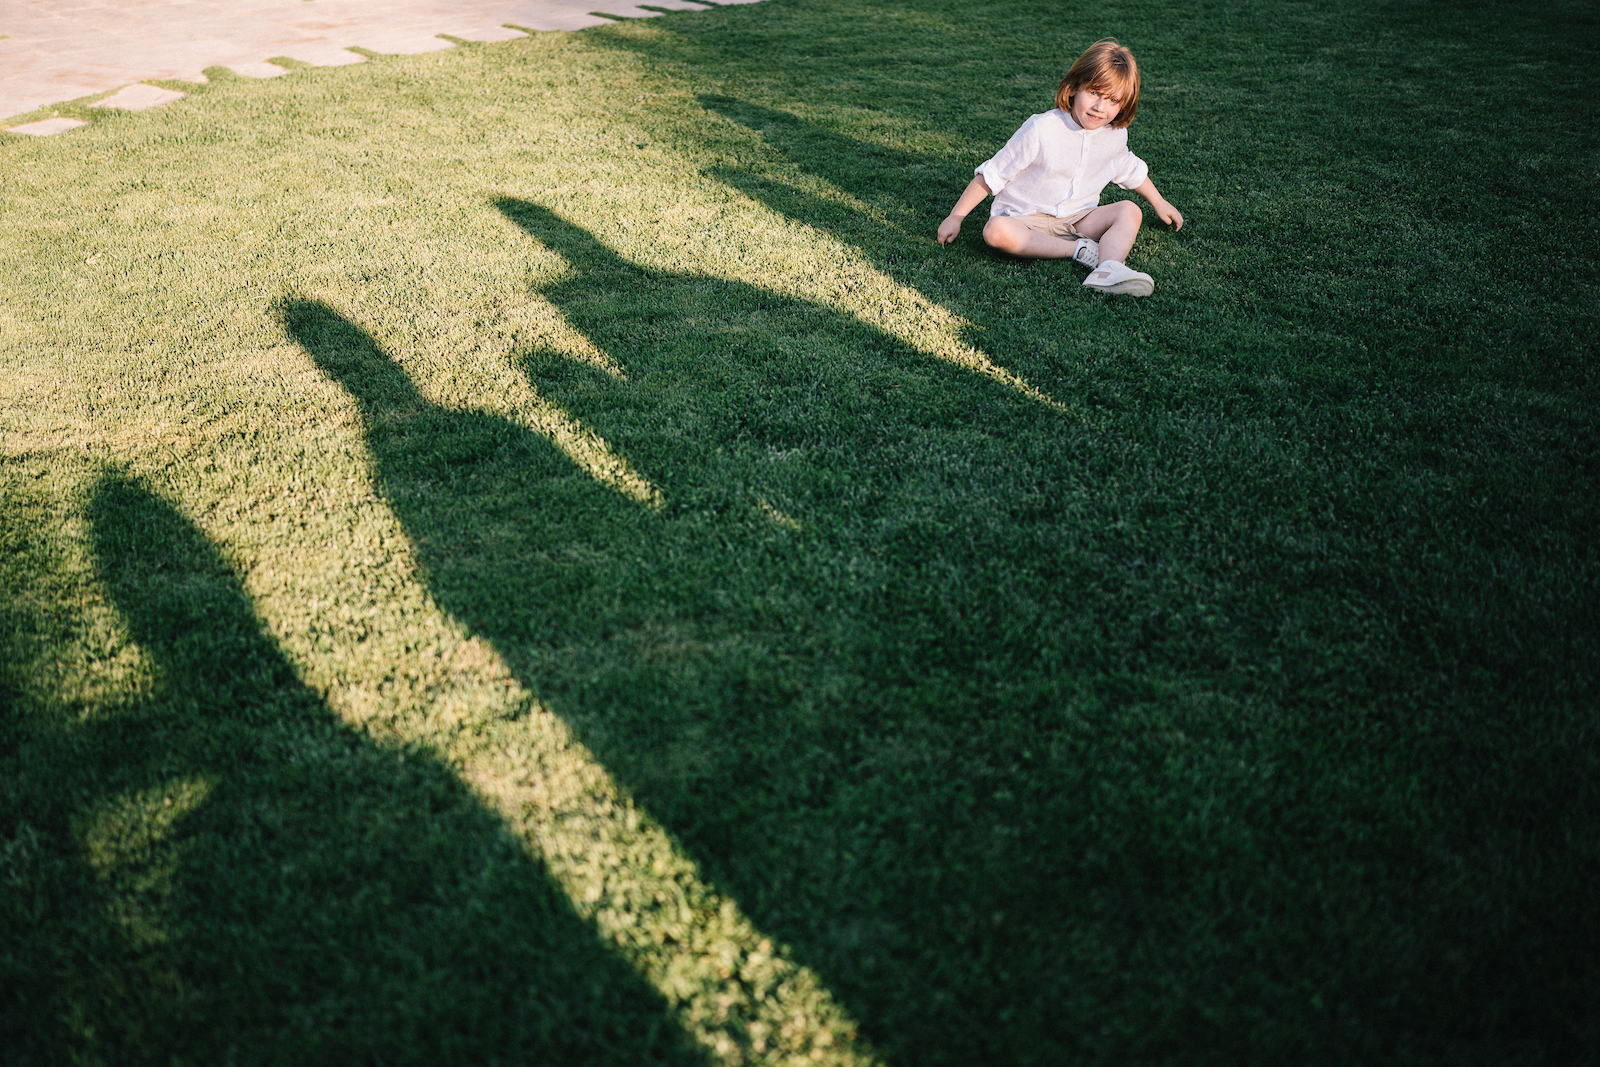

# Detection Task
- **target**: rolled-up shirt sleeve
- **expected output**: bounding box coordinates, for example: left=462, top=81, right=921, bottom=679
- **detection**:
left=1111, top=148, right=1149, bottom=190
left=975, top=116, right=1041, bottom=196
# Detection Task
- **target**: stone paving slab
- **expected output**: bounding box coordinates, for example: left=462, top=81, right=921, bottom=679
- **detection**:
left=90, top=83, right=186, bottom=110
left=8, top=116, right=89, bottom=136
left=2, top=0, right=770, bottom=133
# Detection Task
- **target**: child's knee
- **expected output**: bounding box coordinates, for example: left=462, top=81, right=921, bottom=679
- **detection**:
left=982, top=218, right=1021, bottom=253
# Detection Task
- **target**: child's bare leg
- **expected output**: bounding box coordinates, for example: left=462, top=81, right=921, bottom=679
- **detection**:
left=1074, top=200, right=1142, bottom=264
left=981, top=217, right=1083, bottom=259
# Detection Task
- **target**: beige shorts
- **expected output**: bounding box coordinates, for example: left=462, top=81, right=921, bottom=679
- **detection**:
left=1008, top=209, right=1094, bottom=239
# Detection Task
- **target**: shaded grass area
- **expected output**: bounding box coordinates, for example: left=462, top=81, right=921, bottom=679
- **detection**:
left=4, top=0, right=1599, bottom=1063
left=3, top=472, right=705, bottom=1064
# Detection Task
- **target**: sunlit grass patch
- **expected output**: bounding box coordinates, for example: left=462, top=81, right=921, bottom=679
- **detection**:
left=4, top=0, right=1599, bottom=1064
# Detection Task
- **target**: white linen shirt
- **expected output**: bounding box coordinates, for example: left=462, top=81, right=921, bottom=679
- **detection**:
left=976, top=108, right=1149, bottom=219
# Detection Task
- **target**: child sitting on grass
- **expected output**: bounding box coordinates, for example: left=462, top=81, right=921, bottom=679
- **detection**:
left=937, top=39, right=1183, bottom=297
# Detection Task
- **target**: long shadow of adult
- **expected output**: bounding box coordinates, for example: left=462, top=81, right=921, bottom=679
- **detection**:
left=284, top=202, right=1146, bottom=1063
left=11, top=471, right=707, bottom=1064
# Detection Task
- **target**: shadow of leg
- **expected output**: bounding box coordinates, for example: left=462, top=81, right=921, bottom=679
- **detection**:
left=51, top=471, right=711, bottom=1064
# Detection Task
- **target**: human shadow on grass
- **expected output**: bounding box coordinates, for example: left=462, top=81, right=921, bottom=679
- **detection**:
left=283, top=202, right=1178, bottom=1064
left=287, top=199, right=1600, bottom=1065
left=1, top=471, right=707, bottom=1065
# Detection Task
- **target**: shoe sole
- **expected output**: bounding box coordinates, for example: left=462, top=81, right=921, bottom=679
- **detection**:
left=1084, top=277, right=1154, bottom=297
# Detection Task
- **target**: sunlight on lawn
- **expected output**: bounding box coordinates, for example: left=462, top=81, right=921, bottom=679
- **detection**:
left=647, top=191, right=1084, bottom=422
left=82, top=777, right=216, bottom=950
left=458, top=690, right=879, bottom=1065
left=503, top=381, right=664, bottom=510
left=310, top=604, right=879, bottom=1064
left=312, top=289, right=665, bottom=511
left=515, top=286, right=631, bottom=381
left=496, top=187, right=1090, bottom=429
left=69, top=459, right=875, bottom=1063
left=278, top=294, right=872, bottom=1060
left=4, top=0, right=1596, bottom=1056
left=759, top=246, right=1073, bottom=416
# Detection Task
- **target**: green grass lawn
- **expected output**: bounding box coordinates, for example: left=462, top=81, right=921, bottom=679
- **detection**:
left=4, top=0, right=1598, bottom=1062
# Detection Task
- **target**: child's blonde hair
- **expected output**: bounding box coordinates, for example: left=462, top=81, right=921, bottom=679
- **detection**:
left=1055, top=39, right=1140, bottom=128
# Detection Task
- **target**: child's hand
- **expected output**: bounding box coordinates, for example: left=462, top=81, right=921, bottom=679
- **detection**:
left=1156, top=201, right=1184, bottom=230
left=937, top=214, right=964, bottom=245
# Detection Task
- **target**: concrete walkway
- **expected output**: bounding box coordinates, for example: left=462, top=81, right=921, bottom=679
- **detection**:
left=2, top=0, right=766, bottom=134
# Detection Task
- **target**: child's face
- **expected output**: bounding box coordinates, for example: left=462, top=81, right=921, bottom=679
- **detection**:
left=1068, top=84, right=1122, bottom=130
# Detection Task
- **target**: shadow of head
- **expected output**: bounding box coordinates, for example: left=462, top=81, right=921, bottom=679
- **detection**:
left=494, top=197, right=618, bottom=263
left=279, top=298, right=424, bottom=416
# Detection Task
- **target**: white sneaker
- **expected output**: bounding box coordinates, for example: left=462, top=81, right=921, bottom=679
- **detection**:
left=1082, top=260, right=1154, bottom=297
left=1071, top=237, right=1099, bottom=269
